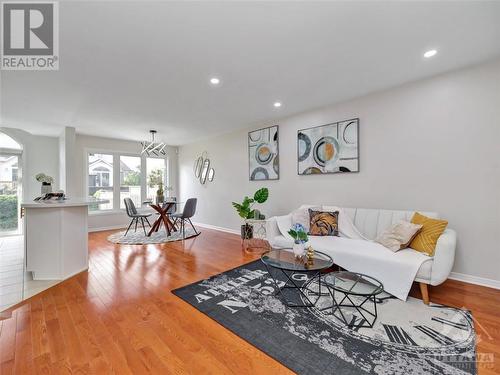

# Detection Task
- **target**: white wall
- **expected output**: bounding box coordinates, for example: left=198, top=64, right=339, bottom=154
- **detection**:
left=179, top=59, right=500, bottom=283
left=59, top=126, right=78, bottom=197
left=0, top=127, right=59, bottom=201
left=74, top=134, right=179, bottom=230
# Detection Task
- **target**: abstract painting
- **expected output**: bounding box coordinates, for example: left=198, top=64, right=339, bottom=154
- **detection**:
left=248, top=125, right=279, bottom=180
left=297, top=118, right=359, bottom=175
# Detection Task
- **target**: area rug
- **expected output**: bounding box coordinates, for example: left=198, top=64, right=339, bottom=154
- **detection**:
left=172, top=260, right=476, bottom=375
left=107, top=227, right=199, bottom=244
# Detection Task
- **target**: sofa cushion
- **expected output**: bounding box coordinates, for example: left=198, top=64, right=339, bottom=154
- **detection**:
left=328, top=207, right=438, bottom=239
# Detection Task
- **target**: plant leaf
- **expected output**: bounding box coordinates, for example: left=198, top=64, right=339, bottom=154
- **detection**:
left=253, top=188, right=269, bottom=204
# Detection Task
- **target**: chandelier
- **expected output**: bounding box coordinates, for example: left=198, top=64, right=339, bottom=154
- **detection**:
left=141, top=130, right=166, bottom=156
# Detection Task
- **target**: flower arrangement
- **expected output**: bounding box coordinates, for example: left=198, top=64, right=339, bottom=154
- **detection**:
left=35, top=173, right=54, bottom=185
left=288, top=223, right=309, bottom=244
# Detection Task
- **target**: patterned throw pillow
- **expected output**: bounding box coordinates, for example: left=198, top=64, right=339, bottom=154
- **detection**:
left=309, top=209, right=339, bottom=236
left=409, top=212, right=448, bottom=256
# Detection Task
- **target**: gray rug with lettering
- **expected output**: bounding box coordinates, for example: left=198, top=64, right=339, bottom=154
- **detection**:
left=172, top=260, right=476, bottom=375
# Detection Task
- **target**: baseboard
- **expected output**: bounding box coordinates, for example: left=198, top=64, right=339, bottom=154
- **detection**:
left=88, top=225, right=126, bottom=233
left=449, top=272, right=500, bottom=290
left=192, top=222, right=240, bottom=236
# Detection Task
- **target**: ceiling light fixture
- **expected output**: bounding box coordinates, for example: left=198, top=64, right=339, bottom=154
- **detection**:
left=210, top=77, right=220, bottom=85
left=273, top=102, right=282, bottom=108
left=141, top=130, right=166, bottom=156
left=424, top=49, right=437, bottom=58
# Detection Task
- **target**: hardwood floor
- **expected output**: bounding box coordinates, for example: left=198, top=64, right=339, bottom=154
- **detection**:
left=0, top=228, right=499, bottom=374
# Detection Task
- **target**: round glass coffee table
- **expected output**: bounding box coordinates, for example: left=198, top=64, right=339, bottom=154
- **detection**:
left=322, top=271, right=384, bottom=328
left=261, top=249, right=334, bottom=308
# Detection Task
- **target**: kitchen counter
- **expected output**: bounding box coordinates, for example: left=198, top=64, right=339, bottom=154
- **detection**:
left=22, top=198, right=108, bottom=281
left=21, top=198, right=108, bottom=208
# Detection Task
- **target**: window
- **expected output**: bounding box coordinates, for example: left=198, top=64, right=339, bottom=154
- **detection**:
left=120, top=156, right=141, bottom=209
left=86, top=151, right=170, bottom=213
left=88, top=153, right=113, bottom=211
left=147, top=157, right=167, bottom=201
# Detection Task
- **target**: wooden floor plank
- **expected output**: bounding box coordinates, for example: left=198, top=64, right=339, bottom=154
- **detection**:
left=0, top=228, right=498, bottom=374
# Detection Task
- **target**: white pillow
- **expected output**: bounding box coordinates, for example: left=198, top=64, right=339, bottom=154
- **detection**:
left=291, top=206, right=320, bottom=233
left=375, top=221, right=423, bottom=252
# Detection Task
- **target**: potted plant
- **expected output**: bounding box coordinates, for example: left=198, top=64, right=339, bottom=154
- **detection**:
left=288, top=223, right=309, bottom=258
left=35, top=173, right=54, bottom=195
left=156, top=181, right=164, bottom=204
left=232, top=187, right=269, bottom=239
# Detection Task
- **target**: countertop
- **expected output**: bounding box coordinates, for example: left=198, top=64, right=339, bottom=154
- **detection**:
left=21, top=198, right=109, bottom=208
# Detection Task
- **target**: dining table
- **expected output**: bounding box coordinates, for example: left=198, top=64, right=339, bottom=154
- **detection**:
left=146, top=200, right=180, bottom=237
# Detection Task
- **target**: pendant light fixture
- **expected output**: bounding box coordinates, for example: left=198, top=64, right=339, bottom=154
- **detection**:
left=141, top=130, right=166, bottom=156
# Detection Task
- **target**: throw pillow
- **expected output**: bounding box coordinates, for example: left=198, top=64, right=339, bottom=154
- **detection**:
left=409, top=212, right=448, bottom=256
left=375, top=221, right=423, bottom=252
left=309, top=209, right=339, bottom=236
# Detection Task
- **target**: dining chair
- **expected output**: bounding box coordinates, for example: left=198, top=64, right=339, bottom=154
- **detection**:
left=171, top=198, right=199, bottom=239
left=124, top=198, right=152, bottom=236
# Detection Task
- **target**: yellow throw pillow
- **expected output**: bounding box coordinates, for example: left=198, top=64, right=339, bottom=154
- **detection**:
left=409, top=212, right=448, bottom=256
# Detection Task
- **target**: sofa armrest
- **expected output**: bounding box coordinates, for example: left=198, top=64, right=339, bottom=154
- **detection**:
left=429, top=228, right=457, bottom=286
left=266, top=217, right=281, bottom=243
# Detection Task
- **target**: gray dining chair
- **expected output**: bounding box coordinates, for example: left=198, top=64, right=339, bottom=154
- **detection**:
left=124, top=198, right=152, bottom=236
left=171, top=198, right=199, bottom=239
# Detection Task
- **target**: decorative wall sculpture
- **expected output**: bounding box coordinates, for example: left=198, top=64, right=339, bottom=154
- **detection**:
left=194, top=151, right=215, bottom=185
left=297, top=118, right=359, bottom=175
left=248, top=125, right=279, bottom=181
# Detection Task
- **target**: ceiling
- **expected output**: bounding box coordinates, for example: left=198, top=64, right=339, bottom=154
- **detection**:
left=1, top=1, right=500, bottom=145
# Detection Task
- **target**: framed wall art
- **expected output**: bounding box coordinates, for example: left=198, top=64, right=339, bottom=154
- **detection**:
left=248, top=125, right=279, bottom=181
left=297, top=118, right=359, bottom=175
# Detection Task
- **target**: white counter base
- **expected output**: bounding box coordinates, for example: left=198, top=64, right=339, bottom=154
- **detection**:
left=24, top=205, right=89, bottom=280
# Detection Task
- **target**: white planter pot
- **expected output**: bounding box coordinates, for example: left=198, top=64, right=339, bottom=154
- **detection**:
left=292, top=242, right=305, bottom=258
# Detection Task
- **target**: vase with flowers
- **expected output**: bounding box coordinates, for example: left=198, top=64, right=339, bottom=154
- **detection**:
left=288, top=223, right=309, bottom=258
left=35, top=173, right=54, bottom=195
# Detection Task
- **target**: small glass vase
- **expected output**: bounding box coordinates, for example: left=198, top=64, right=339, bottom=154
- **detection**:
left=293, top=241, right=305, bottom=258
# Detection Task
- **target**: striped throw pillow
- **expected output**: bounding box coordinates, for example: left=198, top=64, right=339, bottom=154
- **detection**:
left=409, top=212, right=448, bottom=256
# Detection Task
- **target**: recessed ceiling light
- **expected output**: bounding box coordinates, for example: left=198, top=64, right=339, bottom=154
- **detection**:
left=424, top=49, right=437, bottom=58
left=273, top=102, right=282, bottom=108
left=210, top=77, right=220, bottom=85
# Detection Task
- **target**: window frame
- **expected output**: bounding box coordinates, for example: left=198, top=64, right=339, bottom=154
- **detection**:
left=84, top=148, right=169, bottom=215
left=119, top=154, right=143, bottom=209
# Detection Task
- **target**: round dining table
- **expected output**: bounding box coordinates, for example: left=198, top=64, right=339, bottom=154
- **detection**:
left=145, top=200, right=181, bottom=237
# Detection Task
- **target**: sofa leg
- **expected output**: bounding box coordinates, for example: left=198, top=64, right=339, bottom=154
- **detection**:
left=419, top=282, right=430, bottom=305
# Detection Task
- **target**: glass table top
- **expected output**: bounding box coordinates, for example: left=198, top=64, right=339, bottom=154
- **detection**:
left=261, top=249, right=333, bottom=272
left=323, top=271, right=384, bottom=296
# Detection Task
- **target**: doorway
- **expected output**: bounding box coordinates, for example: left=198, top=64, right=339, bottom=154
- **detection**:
left=0, top=153, right=21, bottom=236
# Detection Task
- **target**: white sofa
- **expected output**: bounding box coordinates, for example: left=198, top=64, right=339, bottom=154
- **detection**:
left=266, top=205, right=457, bottom=304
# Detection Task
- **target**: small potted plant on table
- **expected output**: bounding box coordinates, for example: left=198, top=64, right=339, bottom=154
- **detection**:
left=288, top=223, right=309, bottom=258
